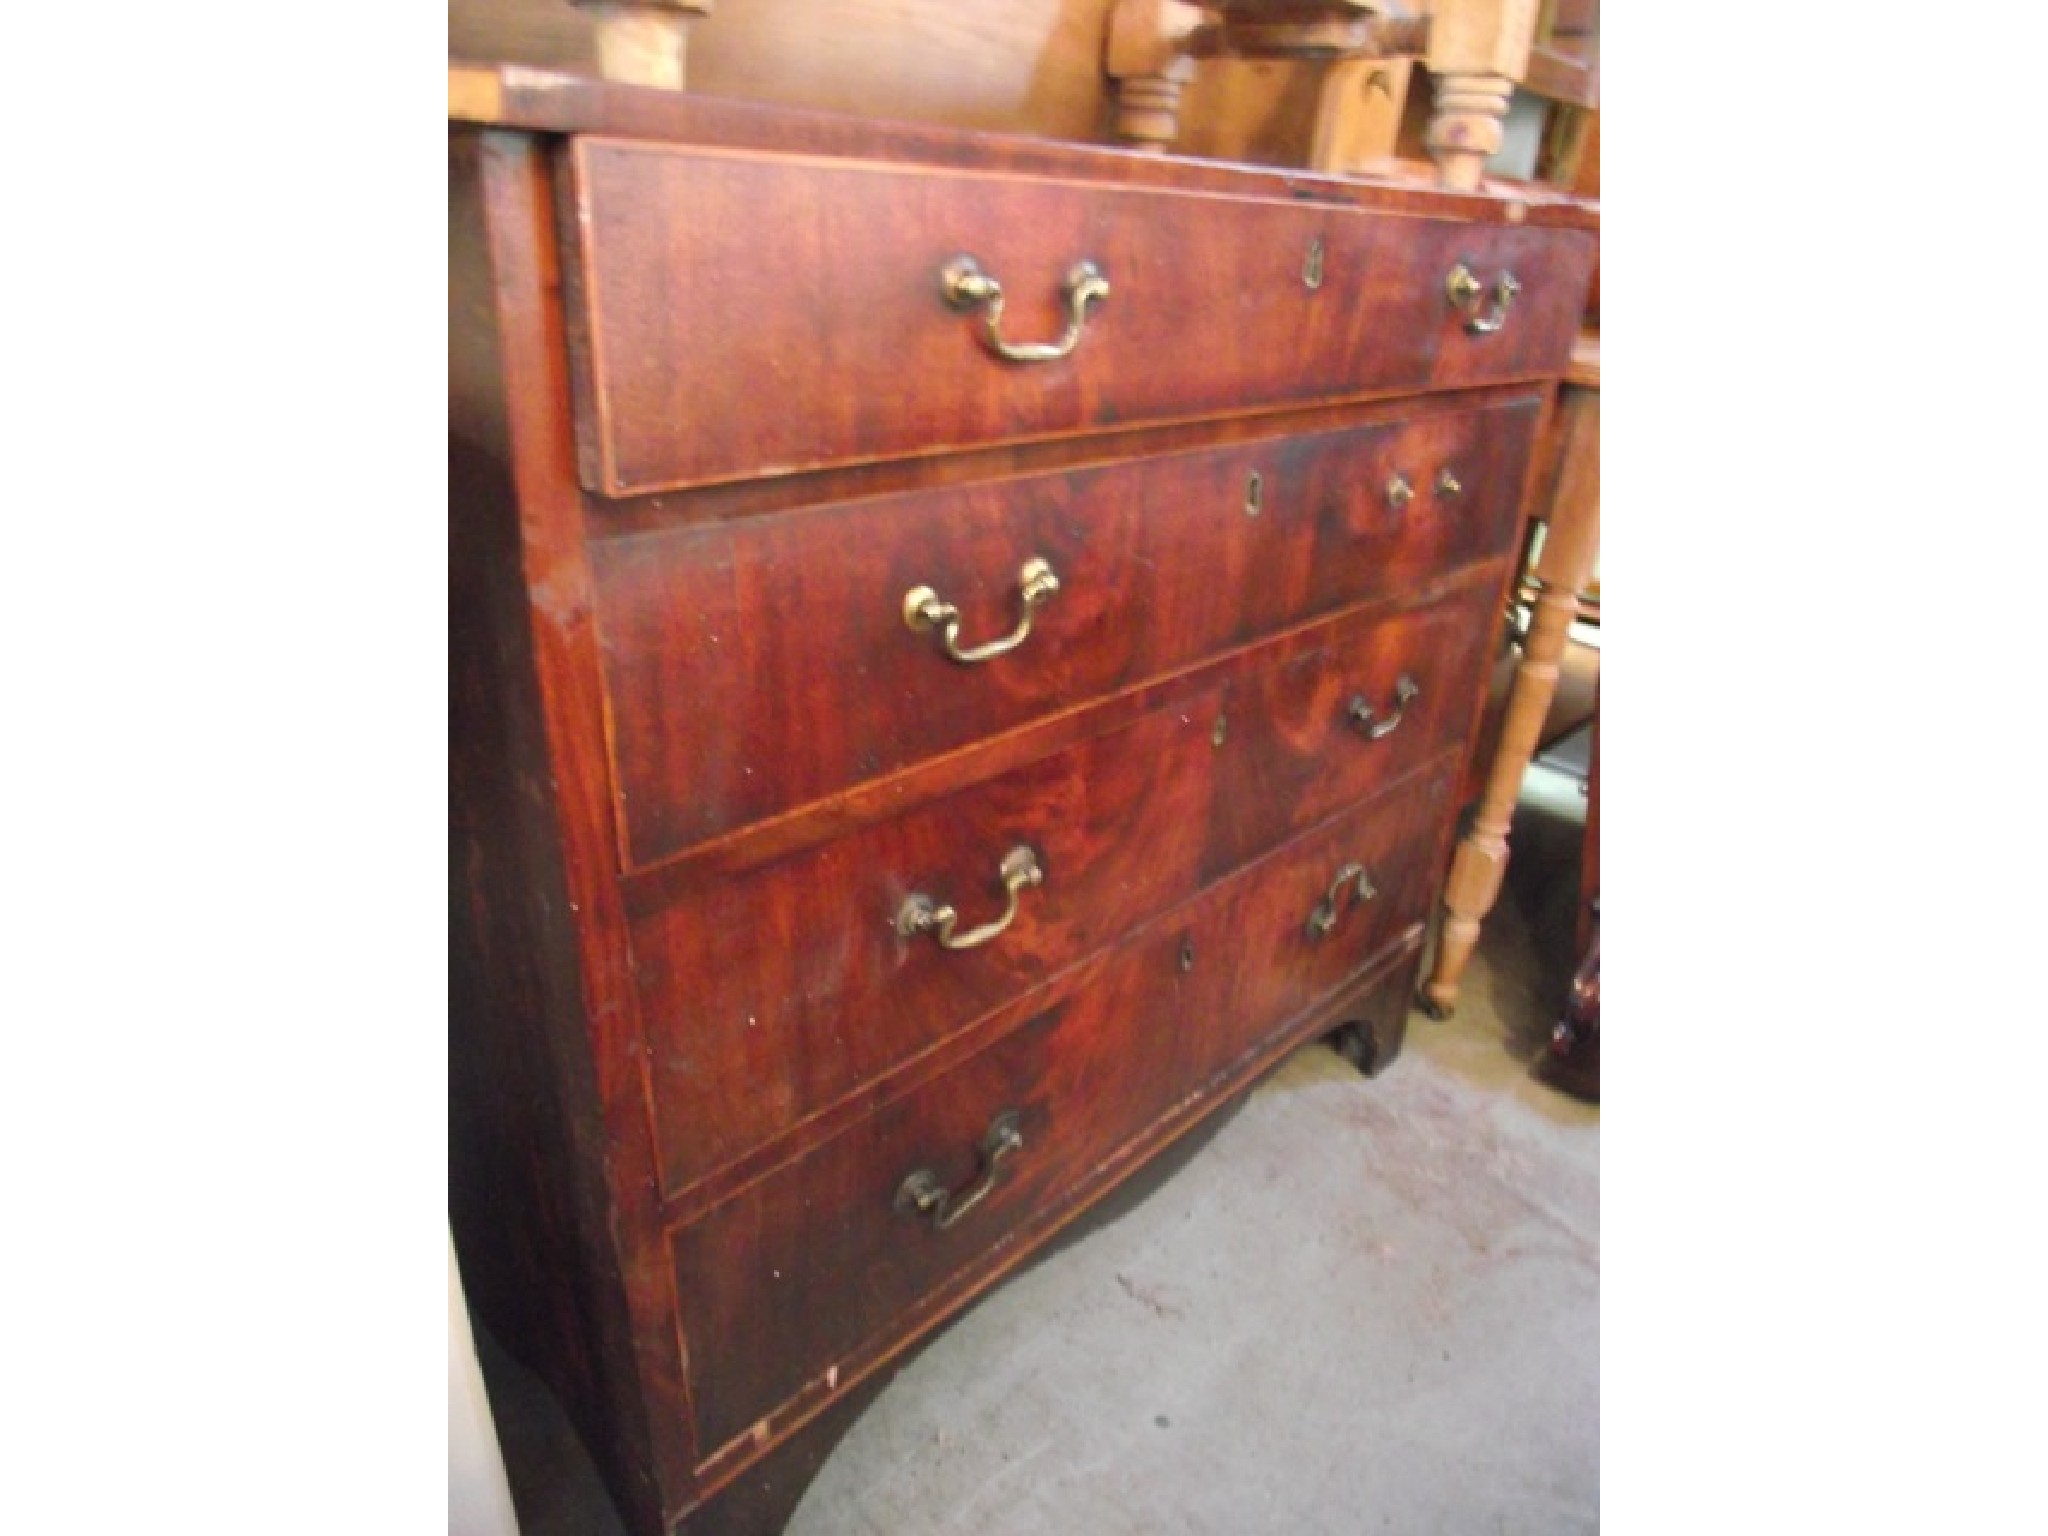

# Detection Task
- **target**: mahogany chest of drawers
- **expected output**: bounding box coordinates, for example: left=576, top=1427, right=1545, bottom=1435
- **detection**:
left=449, top=66, right=1597, bottom=1536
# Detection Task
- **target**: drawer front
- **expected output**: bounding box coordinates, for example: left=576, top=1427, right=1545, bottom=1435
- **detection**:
left=591, top=400, right=1537, bottom=869
left=666, top=761, right=1451, bottom=1458
left=1194, top=760, right=1453, bottom=1085
left=1205, top=580, right=1500, bottom=879
left=564, top=138, right=1595, bottom=495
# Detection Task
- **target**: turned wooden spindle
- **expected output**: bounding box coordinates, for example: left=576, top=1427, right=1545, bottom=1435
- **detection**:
left=1105, top=0, right=1207, bottom=151
left=1423, top=361, right=1598, bottom=1019
left=571, top=0, right=712, bottom=91
left=1105, top=0, right=1423, bottom=155
left=1423, top=0, right=1538, bottom=189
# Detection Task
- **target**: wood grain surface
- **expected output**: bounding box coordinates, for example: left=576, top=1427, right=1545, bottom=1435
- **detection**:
left=448, top=80, right=1598, bottom=1536
left=563, top=137, right=1592, bottom=494
left=626, top=579, right=1495, bottom=1202
left=668, top=756, right=1452, bottom=1459
left=588, top=399, right=1538, bottom=869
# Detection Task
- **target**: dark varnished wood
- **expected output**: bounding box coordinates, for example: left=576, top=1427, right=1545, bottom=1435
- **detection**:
left=667, top=759, right=1449, bottom=1461
left=449, top=128, right=685, bottom=1529
left=659, top=933, right=1424, bottom=1533
left=1205, top=579, right=1499, bottom=880
left=628, top=580, right=1491, bottom=1203
left=590, top=399, right=1538, bottom=870
left=631, top=691, right=1219, bottom=1198
left=563, top=137, right=1593, bottom=495
left=614, top=560, right=1502, bottom=899
left=576, top=378, right=1541, bottom=535
left=450, top=78, right=1597, bottom=1536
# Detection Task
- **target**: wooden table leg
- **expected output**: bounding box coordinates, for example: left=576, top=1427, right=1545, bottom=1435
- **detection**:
left=1422, top=376, right=1599, bottom=1018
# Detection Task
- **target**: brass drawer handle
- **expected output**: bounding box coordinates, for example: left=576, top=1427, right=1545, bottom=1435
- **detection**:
left=903, top=557, right=1061, bottom=665
left=1445, top=262, right=1521, bottom=335
left=895, top=1110, right=1025, bottom=1231
left=1306, top=861, right=1379, bottom=940
left=1346, top=674, right=1420, bottom=741
left=941, top=255, right=1109, bottom=363
left=897, top=845, right=1044, bottom=951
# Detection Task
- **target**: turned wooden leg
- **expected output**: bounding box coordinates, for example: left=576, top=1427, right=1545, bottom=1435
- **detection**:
left=1112, top=62, right=1199, bottom=151
left=1423, top=380, right=1598, bottom=1019
left=1421, top=0, right=1537, bottom=190
left=1105, top=0, right=1206, bottom=151
left=1425, top=70, right=1515, bottom=190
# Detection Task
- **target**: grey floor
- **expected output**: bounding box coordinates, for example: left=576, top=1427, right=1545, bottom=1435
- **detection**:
left=480, top=754, right=1598, bottom=1534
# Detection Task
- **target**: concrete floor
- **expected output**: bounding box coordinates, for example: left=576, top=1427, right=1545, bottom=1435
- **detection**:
left=479, top=758, right=1598, bottom=1534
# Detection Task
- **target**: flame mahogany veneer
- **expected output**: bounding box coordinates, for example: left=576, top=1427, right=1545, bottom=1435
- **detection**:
left=450, top=64, right=1595, bottom=1536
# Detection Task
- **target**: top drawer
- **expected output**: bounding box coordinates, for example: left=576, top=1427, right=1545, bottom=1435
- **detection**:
left=561, top=138, right=1597, bottom=496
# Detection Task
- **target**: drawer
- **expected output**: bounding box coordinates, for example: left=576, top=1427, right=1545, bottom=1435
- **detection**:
left=562, top=138, right=1596, bottom=495
left=1192, top=759, right=1453, bottom=1087
left=666, top=760, right=1451, bottom=1459
left=590, top=399, right=1537, bottom=869
left=1205, top=580, right=1500, bottom=878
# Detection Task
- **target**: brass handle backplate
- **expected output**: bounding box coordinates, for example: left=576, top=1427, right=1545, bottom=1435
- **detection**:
left=1306, top=861, right=1379, bottom=940
left=1346, top=674, right=1420, bottom=741
left=895, top=1110, right=1025, bottom=1231
left=941, top=255, right=1109, bottom=363
left=898, top=845, right=1044, bottom=951
left=1445, top=262, right=1521, bottom=335
left=904, top=557, right=1061, bottom=665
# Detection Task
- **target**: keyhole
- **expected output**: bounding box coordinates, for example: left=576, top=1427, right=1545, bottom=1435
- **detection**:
left=1245, top=470, right=1263, bottom=517
left=1304, top=237, right=1325, bottom=291
left=1179, top=935, right=1197, bottom=973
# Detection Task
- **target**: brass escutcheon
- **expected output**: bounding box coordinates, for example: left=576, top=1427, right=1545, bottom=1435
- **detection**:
left=1385, top=473, right=1415, bottom=510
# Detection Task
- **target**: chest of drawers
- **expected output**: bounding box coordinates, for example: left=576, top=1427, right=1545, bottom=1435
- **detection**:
left=450, top=65, right=1597, bottom=1536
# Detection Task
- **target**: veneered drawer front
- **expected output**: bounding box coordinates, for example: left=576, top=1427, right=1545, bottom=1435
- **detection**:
left=631, top=696, right=1220, bottom=1198
left=591, top=399, right=1537, bottom=869
left=1192, top=758, right=1453, bottom=1087
left=564, top=138, right=1595, bottom=495
left=666, top=762, right=1450, bottom=1458
left=1205, top=581, right=1499, bottom=879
